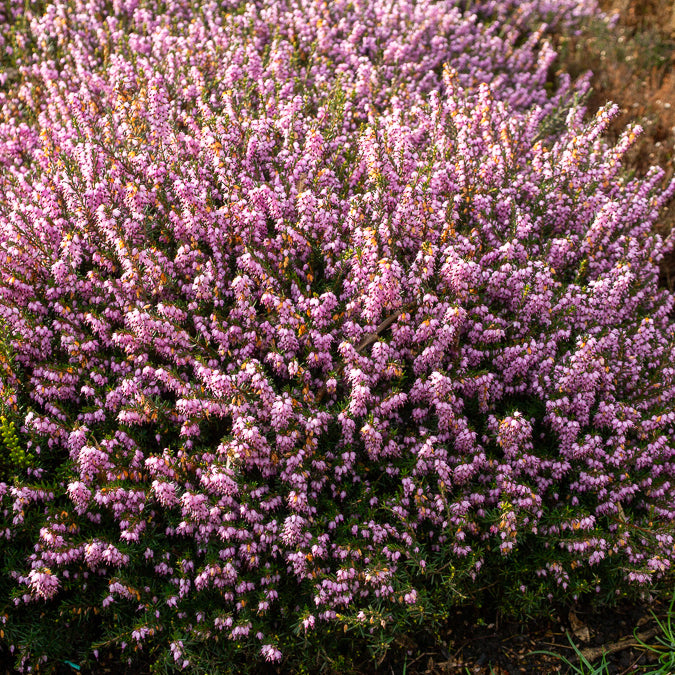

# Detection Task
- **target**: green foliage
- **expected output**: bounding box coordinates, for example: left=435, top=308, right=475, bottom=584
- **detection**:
left=532, top=632, right=611, bottom=674
left=635, top=590, right=675, bottom=675
left=0, top=414, right=31, bottom=476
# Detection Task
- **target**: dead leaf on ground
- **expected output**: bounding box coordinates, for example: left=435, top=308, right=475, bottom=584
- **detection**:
left=568, top=609, right=591, bottom=643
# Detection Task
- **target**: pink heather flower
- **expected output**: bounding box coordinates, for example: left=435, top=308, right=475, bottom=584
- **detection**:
left=260, top=645, right=283, bottom=662
left=67, top=480, right=92, bottom=512
left=27, top=568, right=59, bottom=600
left=151, top=480, right=179, bottom=508
left=170, top=641, right=184, bottom=662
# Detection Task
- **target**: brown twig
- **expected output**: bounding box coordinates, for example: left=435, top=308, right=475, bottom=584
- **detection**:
left=355, top=305, right=413, bottom=354
left=619, top=651, right=650, bottom=675
left=314, top=304, right=414, bottom=403
left=574, top=627, right=658, bottom=664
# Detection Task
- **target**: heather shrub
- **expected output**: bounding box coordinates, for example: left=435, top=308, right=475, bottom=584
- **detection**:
left=0, top=0, right=674, bottom=672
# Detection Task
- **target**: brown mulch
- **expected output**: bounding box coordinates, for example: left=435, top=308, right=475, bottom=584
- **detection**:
left=384, top=597, right=666, bottom=674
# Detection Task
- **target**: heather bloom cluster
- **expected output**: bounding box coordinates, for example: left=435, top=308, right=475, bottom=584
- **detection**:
left=0, top=0, right=673, bottom=671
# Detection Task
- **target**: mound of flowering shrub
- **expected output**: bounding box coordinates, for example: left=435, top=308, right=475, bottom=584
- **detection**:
left=0, top=0, right=674, bottom=671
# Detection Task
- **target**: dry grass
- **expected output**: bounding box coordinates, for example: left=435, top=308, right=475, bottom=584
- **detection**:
left=553, top=0, right=675, bottom=288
